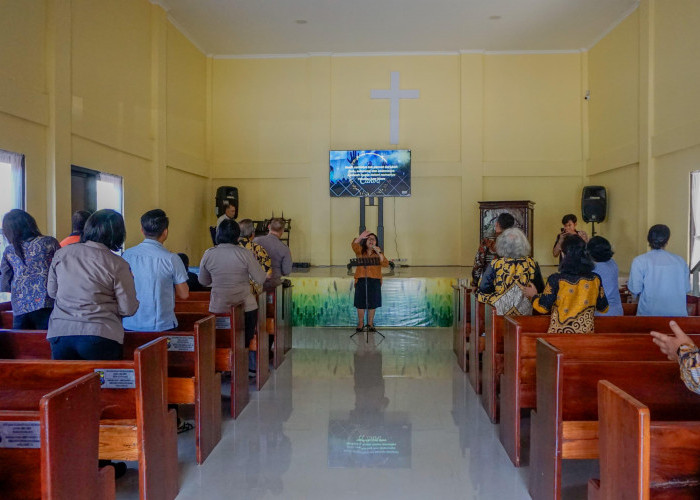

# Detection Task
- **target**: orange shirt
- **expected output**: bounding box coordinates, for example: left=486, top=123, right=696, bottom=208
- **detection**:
left=351, top=240, right=389, bottom=283
left=59, top=234, right=81, bottom=247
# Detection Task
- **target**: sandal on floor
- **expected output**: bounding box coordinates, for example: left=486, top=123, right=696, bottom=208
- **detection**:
left=356, top=327, right=364, bottom=333
left=368, top=325, right=377, bottom=332
left=177, top=418, right=194, bottom=434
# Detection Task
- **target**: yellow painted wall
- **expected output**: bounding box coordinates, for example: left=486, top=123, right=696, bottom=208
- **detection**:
left=588, top=164, right=640, bottom=271
left=0, top=1, right=49, bottom=231
left=211, top=53, right=586, bottom=266
left=0, top=1, right=209, bottom=260
left=586, top=9, right=640, bottom=271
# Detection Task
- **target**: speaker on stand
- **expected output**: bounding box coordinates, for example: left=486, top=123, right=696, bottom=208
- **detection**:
left=581, top=186, right=607, bottom=237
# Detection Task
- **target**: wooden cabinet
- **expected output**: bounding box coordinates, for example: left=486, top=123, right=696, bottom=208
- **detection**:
left=478, top=201, right=534, bottom=255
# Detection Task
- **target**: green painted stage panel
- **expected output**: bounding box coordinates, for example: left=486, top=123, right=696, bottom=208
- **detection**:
left=289, top=276, right=457, bottom=327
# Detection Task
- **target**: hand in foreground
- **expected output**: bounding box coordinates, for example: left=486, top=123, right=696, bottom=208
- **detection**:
left=359, top=230, right=371, bottom=239
left=651, top=321, right=697, bottom=361
left=518, top=282, right=538, bottom=299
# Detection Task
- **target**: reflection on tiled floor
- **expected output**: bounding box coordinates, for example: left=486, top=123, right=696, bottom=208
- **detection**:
left=116, top=327, right=595, bottom=499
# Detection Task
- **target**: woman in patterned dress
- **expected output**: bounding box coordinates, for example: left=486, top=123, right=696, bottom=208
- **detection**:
left=0, top=209, right=60, bottom=329
left=522, top=234, right=608, bottom=333
left=476, top=228, right=544, bottom=315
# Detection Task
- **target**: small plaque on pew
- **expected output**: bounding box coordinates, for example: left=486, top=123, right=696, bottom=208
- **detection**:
left=0, top=421, right=41, bottom=449
left=166, top=336, right=195, bottom=352
left=215, top=317, right=231, bottom=330
left=94, top=368, right=136, bottom=389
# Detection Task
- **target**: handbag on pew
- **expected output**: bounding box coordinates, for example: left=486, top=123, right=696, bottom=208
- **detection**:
left=492, top=283, right=533, bottom=316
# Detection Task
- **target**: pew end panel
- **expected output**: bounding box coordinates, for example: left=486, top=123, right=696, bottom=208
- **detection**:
left=41, top=373, right=115, bottom=500
left=255, top=292, right=270, bottom=391
left=134, top=338, right=179, bottom=500
left=596, top=380, right=700, bottom=499
left=468, top=295, right=485, bottom=394
left=481, top=306, right=506, bottom=423
left=0, top=373, right=113, bottom=500
left=266, top=286, right=286, bottom=369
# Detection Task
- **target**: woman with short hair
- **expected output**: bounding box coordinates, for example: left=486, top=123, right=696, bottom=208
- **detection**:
left=198, top=219, right=267, bottom=369
left=47, top=209, right=139, bottom=360
left=477, top=228, right=544, bottom=315
left=523, top=235, right=608, bottom=333
left=0, top=209, right=61, bottom=329
left=587, top=236, right=623, bottom=316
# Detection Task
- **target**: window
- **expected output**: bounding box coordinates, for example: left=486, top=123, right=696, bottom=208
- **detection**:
left=0, top=149, right=25, bottom=257
left=690, top=171, right=700, bottom=293
left=71, top=166, right=123, bottom=214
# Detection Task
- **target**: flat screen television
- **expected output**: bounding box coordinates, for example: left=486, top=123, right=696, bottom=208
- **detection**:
left=329, top=149, right=411, bottom=197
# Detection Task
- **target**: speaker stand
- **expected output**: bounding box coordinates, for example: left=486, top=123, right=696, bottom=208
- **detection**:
left=590, top=221, right=596, bottom=237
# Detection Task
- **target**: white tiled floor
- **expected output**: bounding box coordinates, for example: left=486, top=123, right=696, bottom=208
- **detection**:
left=116, top=327, right=595, bottom=499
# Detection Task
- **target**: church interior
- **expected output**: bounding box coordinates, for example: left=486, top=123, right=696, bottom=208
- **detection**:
left=1, top=0, right=700, bottom=499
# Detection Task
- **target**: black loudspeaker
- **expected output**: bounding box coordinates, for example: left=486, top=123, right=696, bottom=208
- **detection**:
left=215, top=186, right=238, bottom=217
left=581, top=186, right=607, bottom=223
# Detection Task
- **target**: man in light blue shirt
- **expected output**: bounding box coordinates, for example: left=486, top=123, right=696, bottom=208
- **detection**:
left=123, top=209, right=189, bottom=331
left=628, top=224, right=690, bottom=316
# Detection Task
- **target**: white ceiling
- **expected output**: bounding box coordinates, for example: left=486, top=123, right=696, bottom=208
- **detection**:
left=153, top=0, right=640, bottom=57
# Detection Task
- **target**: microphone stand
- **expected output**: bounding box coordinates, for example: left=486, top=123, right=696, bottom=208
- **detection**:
left=349, top=256, right=385, bottom=342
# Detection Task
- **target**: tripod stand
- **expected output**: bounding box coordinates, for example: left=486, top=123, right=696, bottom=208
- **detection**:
left=349, top=257, right=385, bottom=343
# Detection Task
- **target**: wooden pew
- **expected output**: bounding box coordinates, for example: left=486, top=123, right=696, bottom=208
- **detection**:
left=589, top=380, right=700, bottom=500
left=0, top=301, right=12, bottom=329
left=529, top=335, right=700, bottom=500
left=0, top=372, right=114, bottom=500
left=481, top=303, right=638, bottom=425
left=281, top=283, right=293, bottom=354
left=453, top=285, right=471, bottom=372
left=0, top=313, right=221, bottom=464
left=0, top=338, right=177, bottom=500
left=499, top=315, right=700, bottom=467
left=266, top=285, right=286, bottom=369
left=174, top=300, right=250, bottom=417
left=468, top=293, right=485, bottom=393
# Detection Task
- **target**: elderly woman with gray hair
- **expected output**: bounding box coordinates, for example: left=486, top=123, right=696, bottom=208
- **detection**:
left=476, top=228, right=545, bottom=315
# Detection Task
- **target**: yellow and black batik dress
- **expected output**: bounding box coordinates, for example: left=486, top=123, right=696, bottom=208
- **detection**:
left=532, top=272, right=609, bottom=333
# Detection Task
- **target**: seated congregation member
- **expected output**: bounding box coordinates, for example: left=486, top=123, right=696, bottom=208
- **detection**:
left=351, top=230, right=390, bottom=332
left=238, top=218, right=272, bottom=293
left=476, top=228, right=544, bottom=315
left=522, top=235, right=608, bottom=333
left=122, top=209, right=189, bottom=332
left=628, top=224, right=689, bottom=317
left=178, top=253, right=209, bottom=292
left=651, top=321, right=700, bottom=395
left=0, top=209, right=60, bottom=329
left=47, top=209, right=138, bottom=360
left=256, top=218, right=292, bottom=291
left=587, top=236, right=623, bottom=316
left=59, top=210, right=91, bottom=247
left=198, top=219, right=266, bottom=370
left=552, top=213, right=589, bottom=260
left=471, top=212, right=515, bottom=289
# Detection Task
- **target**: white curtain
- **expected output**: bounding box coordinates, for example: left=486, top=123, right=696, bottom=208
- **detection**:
left=96, top=172, right=123, bottom=213
left=691, top=172, right=700, bottom=273
left=0, top=149, right=24, bottom=215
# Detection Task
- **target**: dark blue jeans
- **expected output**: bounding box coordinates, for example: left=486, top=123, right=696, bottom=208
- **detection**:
left=12, top=307, right=53, bottom=330
left=49, top=335, right=123, bottom=360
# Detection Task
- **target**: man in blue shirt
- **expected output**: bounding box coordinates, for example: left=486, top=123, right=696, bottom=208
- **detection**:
left=123, top=209, right=189, bottom=331
left=628, top=224, right=690, bottom=316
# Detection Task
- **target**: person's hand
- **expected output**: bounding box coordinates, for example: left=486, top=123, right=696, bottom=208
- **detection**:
left=518, top=282, right=538, bottom=299
left=372, top=245, right=382, bottom=254
left=359, top=230, right=371, bottom=239
left=651, top=321, right=697, bottom=361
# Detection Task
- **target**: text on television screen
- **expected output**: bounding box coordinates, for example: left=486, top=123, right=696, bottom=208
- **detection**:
left=329, top=150, right=411, bottom=197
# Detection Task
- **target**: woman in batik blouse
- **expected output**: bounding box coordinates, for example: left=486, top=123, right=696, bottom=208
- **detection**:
left=651, top=321, right=700, bottom=395
left=476, top=228, right=544, bottom=316
left=0, top=209, right=60, bottom=329
left=522, top=234, right=608, bottom=333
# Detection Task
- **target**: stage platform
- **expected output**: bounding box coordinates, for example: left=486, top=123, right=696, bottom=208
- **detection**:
left=288, top=265, right=563, bottom=328
left=289, top=266, right=471, bottom=328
